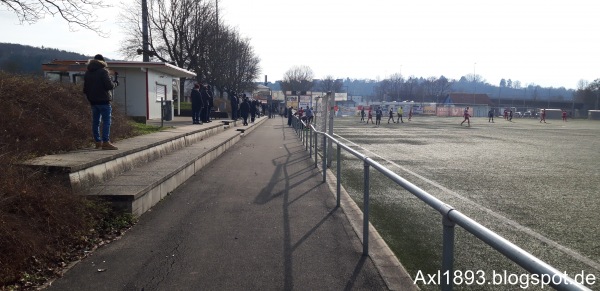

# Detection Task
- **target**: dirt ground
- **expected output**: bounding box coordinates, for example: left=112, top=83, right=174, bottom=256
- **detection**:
left=329, top=115, right=600, bottom=290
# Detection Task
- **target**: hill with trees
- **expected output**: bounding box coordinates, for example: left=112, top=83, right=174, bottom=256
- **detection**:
left=0, top=42, right=90, bottom=75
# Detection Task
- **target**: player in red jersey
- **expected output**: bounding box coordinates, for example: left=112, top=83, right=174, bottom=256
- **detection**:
left=540, top=109, right=546, bottom=123
left=460, top=106, right=471, bottom=127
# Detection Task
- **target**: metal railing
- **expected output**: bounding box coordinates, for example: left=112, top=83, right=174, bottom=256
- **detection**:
left=290, top=116, right=590, bottom=291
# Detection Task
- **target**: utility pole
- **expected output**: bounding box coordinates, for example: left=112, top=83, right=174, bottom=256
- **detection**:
left=142, top=0, right=150, bottom=62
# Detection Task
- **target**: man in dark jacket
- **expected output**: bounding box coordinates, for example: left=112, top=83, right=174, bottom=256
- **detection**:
left=83, top=54, right=118, bottom=150
left=206, top=85, right=214, bottom=122
left=191, top=83, right=203, bottom=124
left=250, top=98, right=257, bottom=123
left=200, top=85, right=210, bottom=123
left=229, top=90, right=238, bottom=120
left=240, top=97, right=250, bottom=126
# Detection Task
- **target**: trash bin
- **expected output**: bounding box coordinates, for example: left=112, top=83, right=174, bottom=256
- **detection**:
left=163, top=100, right=173, bottom=121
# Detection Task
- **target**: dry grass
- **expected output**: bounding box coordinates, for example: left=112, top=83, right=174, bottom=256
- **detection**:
left=0, top=72, right=136, bottom=289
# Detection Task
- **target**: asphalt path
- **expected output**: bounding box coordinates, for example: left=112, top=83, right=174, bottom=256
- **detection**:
left=46, top=117, right=387, bottom=291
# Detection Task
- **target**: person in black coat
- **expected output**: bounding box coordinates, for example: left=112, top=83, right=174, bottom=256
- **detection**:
left=199, top=85, right=210, bottom=123
left=83, top=54, right=119, bottom=150
left=250, top=99, right=257, bottom=123
left=240, top=97, right=250, bottom=126
left=206, top=85, right=214, bottom=122
left=287, top=106, right=293, bottom=126
left=229, top=90, right=238, bottom=120
left=191, top=83, right=203, bottom=124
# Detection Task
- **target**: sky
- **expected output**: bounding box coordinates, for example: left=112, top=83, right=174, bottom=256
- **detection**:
left=1, top=0, right=599, bottom=89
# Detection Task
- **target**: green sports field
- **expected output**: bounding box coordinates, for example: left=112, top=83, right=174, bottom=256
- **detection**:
left=330, top=115, right=600, bottom=290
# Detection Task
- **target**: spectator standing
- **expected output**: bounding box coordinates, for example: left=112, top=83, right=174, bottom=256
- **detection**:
left=562, top=110, right=568, bottom=122
left=229, top=90, right=238, bottom=120
left=287, top=106, right=294, bottom=126
left=240, top=97, right=250, bottom=126
left=199, top=85, right=210, bottom=123
left=191, top=83, right=203, bottom=124
left=488, top=109, right=494, bottom=123
left=408, top=107, right=413, bottom=121
left=83, top=54, right=119, bottom=150
left=250, top=98, right=257, bottom=123
left=206, top=85, right=214, bottom=122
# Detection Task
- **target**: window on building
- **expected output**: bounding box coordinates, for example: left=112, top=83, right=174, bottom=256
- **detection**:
left=156, top=84, right=167, bottom=102
left=73, top=74, right=85, bottom=84
left=45, top=72, right=70, bottom=83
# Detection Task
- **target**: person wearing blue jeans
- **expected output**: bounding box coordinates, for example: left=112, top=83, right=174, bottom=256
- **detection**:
left=92, top=104, right=113, bottom=145
left=84, top=54, right=119, bottom=150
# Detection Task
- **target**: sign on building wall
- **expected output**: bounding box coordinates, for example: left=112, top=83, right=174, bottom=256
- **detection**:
left=334, top=93, right=347, bottom=101
left=286, top=96, right=298, bottom=109
left=299, top=95, right=311, bottom=109
left=437, top=106, right=471, bottom=117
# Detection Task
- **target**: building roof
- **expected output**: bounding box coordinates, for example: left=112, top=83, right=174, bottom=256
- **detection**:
left=442, top=93, right=494, bottom=106
left=42, top=60, right=196, bottom=78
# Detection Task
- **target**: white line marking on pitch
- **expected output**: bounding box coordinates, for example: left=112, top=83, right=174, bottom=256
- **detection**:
left=334, top=133, right=600, bottom=272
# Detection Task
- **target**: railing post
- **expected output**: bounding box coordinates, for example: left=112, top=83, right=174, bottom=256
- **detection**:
left=301, top=123, right=304, bottom=144
left=322, top=134, right=327, bottom=182
left=363, top=159, right=370, bottom=256
left=305, top=127, right=308, bottom=151
left=336, top=143, right=341, bottom=207
left=314, top=131, right=318, bottom=169
left=309, top=127, right=312, bottom=157
left=441, top=213, right=456, bottom=291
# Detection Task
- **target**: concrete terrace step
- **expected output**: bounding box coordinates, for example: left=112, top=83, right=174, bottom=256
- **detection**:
left=24, top=117, right=267, bottom=216
left=84, top=128, right=240, bottom=216
left=23, top=122, right=227, bottom=193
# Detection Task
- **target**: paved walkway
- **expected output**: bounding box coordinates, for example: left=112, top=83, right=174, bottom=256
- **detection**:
left=45, top=117, right=412, bottom=290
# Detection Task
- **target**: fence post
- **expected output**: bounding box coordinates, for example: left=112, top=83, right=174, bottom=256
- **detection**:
left=336, top=143, right=341, bottom=207
left=314, top=131, right=318, bottom=169
left=309, top=127, right=312, bottom=157
left=363, top=159, right=370, bottom=256
left=322, top=134, right=327, bottom=182
left=305, top=126, right=308, bottom=151
left=441, top=214, right=456, bottom=291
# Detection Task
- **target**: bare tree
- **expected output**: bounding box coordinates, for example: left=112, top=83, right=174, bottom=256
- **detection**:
left=1, top=0, right=111, bottom=35
left=119, top=0, right=215, bottom=70
left=423, top=76, right=438, bottom=101
left=388, top=73, right=403, bottom=101
left=577, top=79, right=589, bottom=90
left=216, top=27, right=260, bottom=94
left=119, top=0, right=260, bottom=96
left=319, top=75, right=343, bottom=93
left=465, top=73, right=485, bottom=84
left=280, top=66, right=314, bottom=92
left=433, top=76, right=451, bottom=99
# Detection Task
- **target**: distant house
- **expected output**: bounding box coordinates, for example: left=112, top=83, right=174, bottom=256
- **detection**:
left=42, top=60, right=196, bottom=122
